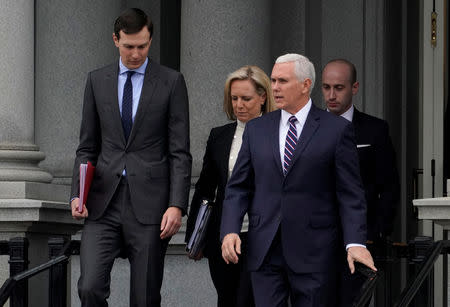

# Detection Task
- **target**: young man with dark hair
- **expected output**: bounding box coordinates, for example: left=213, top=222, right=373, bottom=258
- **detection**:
left=70, top=8, right=191, bottom=306
left=322, top=59, right=400, bottom=306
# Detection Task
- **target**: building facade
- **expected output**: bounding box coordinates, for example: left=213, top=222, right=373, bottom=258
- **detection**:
left=0, top=0, right=447, bottom=305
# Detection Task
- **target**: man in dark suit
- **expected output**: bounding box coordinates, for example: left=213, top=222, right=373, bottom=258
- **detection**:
left=70, top=8, right=191, bottom=307
left=322, top=59, right=400, bottom=306
left=221, top=53, right=376, bottom=307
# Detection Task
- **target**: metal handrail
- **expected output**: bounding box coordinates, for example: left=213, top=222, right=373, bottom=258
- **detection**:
left=394, top=240, right=448, bottom=307
left=352, top=236, right=437, bottom=306
left=0, top=240, right=79, bottom=306
left=0, top=279, right=16, bottom=307
left=0, top=237, right=448, bottom=306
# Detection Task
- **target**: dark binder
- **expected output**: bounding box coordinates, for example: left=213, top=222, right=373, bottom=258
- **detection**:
left=186, top=199, right=213, bottom=259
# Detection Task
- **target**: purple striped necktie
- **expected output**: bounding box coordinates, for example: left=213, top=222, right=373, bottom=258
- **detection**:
left=283, top=115, right=298, bottom=175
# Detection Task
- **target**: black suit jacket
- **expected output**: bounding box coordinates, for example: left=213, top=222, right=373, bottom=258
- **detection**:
left=352, top=108, right=400, bottom=239
left=185, top=122, right=237, bottom=255
left=71, top=59, right=192, bottom=225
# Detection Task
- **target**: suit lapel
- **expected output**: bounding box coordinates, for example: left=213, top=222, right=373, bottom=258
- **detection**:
left=217, top=123, right=237, bottom=181
left=106, top=63, right=126, bottom=145
left=126, top=59, right=159, bottom=147
left=286, top=105, right=320, bottom=176
left=270, top=111, right=284, bottom=176
left=351, top=107, right=362, bottom=143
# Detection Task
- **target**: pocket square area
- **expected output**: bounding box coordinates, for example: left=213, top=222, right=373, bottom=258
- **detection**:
left=357, top=144, right=371, bottom=148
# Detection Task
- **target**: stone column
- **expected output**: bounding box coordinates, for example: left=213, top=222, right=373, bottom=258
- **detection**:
left=0, top=1, right=52, bottom=183
left=33, top=2, right=124, bottom=306
left=0, top=3, right=81, bottom=306
left=321, top=0, right=365, bottom=110
left=180, top=0, right=272, bottom=174
left=35, top=0, right=123, bottom=183
left=321, top=0, right=385, bottom=117
left=271, top=0, right=307, bottom=63
left=34, top=1, right=160, bottom=183
left=178, top=4, right=272, bottom=305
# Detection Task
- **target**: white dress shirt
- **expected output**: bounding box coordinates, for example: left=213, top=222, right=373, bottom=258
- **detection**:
left=339, top=104, right=354, bottom=122
left=228, top=120, right=246, bottom=178
left=118, top=57, right=148, bottom=176
left=278, top=99, right=312, bottom=165
left=118, top=57, right=148, bottom=122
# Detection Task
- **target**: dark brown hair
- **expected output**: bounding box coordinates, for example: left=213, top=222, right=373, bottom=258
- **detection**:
left=114, top=8, right=153, bottom=40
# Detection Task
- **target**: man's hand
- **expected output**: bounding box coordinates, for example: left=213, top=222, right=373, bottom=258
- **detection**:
left=221, top=233, right=241, bottom=264
left=160, top=207, right=182, bottom=239
left=71, top=197, right=88, bottom=220
left=347, top=246, right=377, bottom=274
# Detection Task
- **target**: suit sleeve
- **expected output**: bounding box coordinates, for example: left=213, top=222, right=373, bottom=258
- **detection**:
left=70, top=72, right=101, bottom=200
left=185, top=129, right=219, bottom=242
left=167, top=73, right=192, bottom=214
left=335, top=123, right=367, bottom=246
left=374, top=121, right=400, bottom=236
left=220, top=126, right=254, bottom=240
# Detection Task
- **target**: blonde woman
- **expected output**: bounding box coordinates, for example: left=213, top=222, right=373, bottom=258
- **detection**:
left=186, top=65, right=275, bottom=307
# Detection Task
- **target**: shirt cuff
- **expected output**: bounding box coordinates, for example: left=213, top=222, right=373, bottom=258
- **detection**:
left=346, top=243, right=366, bottom=251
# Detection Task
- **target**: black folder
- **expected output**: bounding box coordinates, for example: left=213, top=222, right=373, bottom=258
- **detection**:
left=186, top=199, right=213, bottom=259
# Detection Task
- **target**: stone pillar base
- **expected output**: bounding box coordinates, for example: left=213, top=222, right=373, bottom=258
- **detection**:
left=0, top=146, right=53, bottom=183
left=0, top=181, right=69, bottom=202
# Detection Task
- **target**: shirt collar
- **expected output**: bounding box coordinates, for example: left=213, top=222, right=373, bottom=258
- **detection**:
left=236, top=113, right=262, bottom=129
left=281, top=99, right=312, bottom=127
left=119, top=57, right=148, bottom=75
left=340, top=104, right=354, bottom=122
left=326, top=104, right=354, bottom=122
left=236, top=119, right=246, bottom=129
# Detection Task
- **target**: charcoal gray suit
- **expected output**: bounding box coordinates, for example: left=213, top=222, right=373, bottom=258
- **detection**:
left=71, top=58, right=191, bottom=306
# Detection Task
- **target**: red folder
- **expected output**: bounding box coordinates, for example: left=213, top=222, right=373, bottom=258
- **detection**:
left=79, top=161, right=95, bottom=212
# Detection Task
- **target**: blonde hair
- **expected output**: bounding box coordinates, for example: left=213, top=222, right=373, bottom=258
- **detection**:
left=223, top=65, right=276, bottom=120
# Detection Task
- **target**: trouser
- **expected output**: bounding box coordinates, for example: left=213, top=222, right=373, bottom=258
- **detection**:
left=207, top=233, right=255, bottom=307
left=251, top=229, right=337, bottom=307
left=78, top=177, right=169, bottom=307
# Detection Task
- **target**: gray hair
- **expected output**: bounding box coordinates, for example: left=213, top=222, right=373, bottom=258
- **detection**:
left=275, top=54, right=316, bottom=92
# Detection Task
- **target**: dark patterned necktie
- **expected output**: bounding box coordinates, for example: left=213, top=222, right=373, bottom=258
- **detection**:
left=121, top=71, right=135, bottom=141
left=283, top=116, right=298, bottom=175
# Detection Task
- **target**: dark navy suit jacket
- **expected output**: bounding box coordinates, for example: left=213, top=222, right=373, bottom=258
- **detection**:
left=220, top=104, right=367, bottom=273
